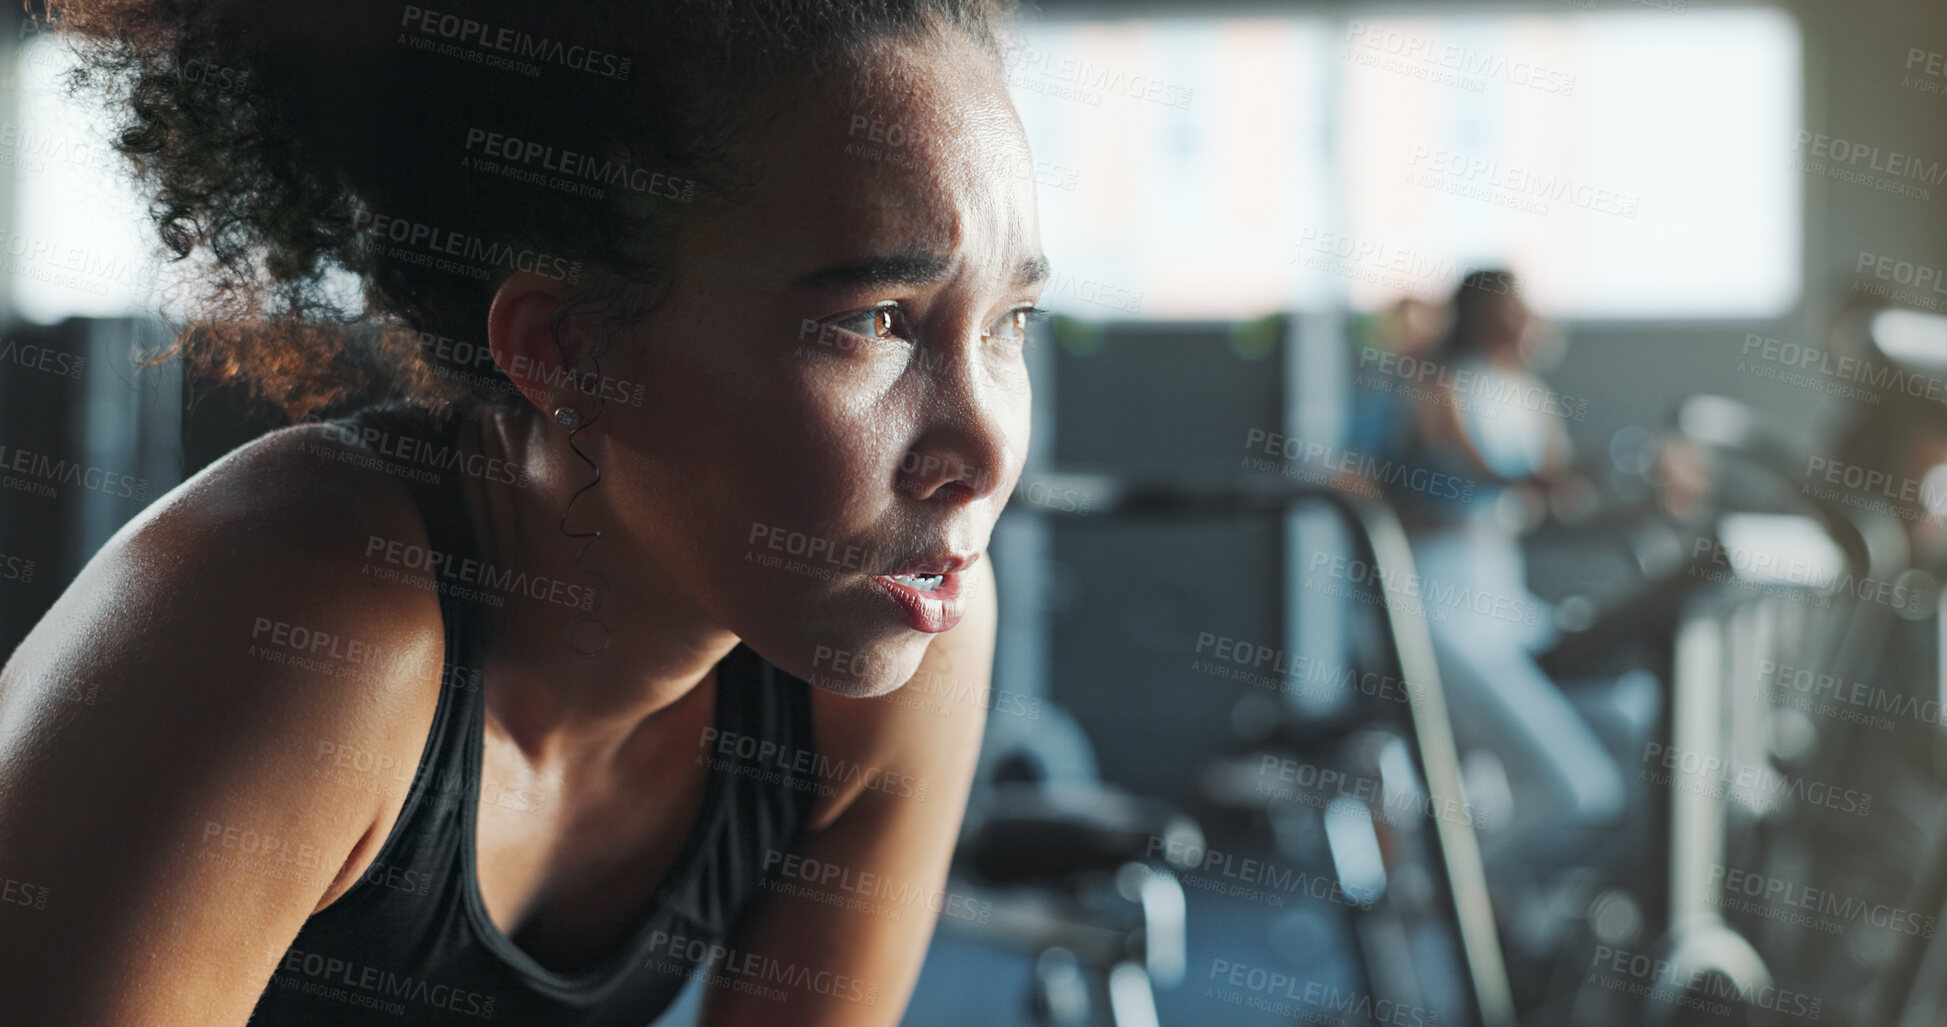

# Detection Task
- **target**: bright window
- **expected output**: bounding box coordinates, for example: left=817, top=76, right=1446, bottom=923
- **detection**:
left=1006, top=8, right=1802, bottom=320
left=7, top=32, right=160, bottom=323
left=9, top=11, right=1805, bottom=324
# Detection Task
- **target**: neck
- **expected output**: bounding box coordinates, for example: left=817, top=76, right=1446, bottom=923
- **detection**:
left=449, top=404, right=740, bottom=770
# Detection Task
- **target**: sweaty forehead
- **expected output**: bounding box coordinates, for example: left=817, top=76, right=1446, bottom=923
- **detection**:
left=709, top=35, right=1038, bottom=285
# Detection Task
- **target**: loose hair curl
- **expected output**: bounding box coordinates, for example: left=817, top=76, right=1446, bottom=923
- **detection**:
left=41, top=0, right=1017, bottom=421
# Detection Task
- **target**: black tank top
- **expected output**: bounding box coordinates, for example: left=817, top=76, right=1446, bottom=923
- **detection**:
left=247, top=402, right=819, bottom=1026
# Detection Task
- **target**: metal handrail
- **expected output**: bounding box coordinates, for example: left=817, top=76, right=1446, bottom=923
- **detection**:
left=1008, top=470, right=1518, bottom=1027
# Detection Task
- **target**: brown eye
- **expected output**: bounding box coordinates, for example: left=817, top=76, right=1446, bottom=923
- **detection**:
left=987, top=306, right=1044, bottom=345
left=830, top=305, right=908, bottom=344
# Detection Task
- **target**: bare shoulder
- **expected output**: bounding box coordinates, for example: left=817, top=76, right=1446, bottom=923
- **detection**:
left=142, top=415, right=432, bottom=555
left=0, top=409, right=457, bottom=831
left=9, top=411, right=444, bottom=658
left=801, top=556, right=998, bottom=832
left=4, top=415, right=449, bottom=708
left=0, top=415, right=454, bottom=1023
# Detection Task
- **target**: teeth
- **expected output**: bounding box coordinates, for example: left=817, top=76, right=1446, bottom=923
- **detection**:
left=887, top=573, right=946, bottom=591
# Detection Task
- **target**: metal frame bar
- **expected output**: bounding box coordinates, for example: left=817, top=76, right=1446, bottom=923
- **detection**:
left=1012, top=472, right=1517, bottom=1027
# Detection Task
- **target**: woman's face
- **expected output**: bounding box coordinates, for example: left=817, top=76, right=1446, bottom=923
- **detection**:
left=572, top=32, right=1042, bottom=697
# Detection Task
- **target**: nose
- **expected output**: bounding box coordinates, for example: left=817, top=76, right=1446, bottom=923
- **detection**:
left=895, top=342, right=1022, bottom=506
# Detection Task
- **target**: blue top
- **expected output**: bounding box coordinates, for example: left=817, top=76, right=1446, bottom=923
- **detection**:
left=247, top=402, right=818, bottom=1026
left=1378, top=353, right=1552, bottom=529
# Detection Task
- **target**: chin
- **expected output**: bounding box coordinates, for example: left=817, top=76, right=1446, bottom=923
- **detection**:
left=783, top=630, right=933, bottom=699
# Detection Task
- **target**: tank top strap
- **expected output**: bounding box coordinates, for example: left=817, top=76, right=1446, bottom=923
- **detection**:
left=256, top=402, right=822, bottom=1025
left=315, top=401, right=489, bottom=877
left=673, top=641, right=819, bottom=935
left=733, top=643, right=820, bottom=825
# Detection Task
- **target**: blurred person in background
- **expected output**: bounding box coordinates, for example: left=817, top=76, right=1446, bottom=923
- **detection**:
left=1377, top=269, right=1627, bottom=931
left=1343, top=294, right=1451, bottom=460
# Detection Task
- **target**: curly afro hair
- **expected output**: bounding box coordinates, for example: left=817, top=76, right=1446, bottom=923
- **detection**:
left=42, top=0, right=1018, bottom=421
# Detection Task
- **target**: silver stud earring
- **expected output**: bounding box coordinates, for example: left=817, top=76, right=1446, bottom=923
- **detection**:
left=553, top=406, right=581, bottom=429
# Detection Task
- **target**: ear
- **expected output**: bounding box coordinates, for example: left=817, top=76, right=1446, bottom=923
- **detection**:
left=487, top=270, right=602, bottom=433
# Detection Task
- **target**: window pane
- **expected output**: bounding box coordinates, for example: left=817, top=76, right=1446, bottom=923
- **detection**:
left=1006, top=8, right=1803, bottom=321
left=9, top=32, right=159, bottom=323
left=1003, top=19, right=1335, bottom=319
left=1340, top=8, right=1802, bottom=318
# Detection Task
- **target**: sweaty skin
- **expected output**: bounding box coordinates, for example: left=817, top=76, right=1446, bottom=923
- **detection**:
left=0, top=28, right=1042, bottom=1027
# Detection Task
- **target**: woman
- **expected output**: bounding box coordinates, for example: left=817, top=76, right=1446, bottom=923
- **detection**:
left=1381, top=270, right=1626, bottom=869
left=0, top=1, right=1043, bottom=1024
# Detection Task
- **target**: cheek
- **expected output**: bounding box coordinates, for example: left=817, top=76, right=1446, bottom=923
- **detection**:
left=686, top=378, right=906, bottom=577
left=762, top=366, right=911, bottom=499
left=1002, top=381, right=1033, bottom=463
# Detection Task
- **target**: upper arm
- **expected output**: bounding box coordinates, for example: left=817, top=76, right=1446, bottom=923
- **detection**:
left=0, top=432, right=444, bottom=1026
left=696, top=556, right=999, bottom=1027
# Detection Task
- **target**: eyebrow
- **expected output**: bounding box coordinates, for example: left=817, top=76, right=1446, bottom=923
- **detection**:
left=1017, top=254, right=1052, bottom=288
left=794, top=252, right=1053, bottom=294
